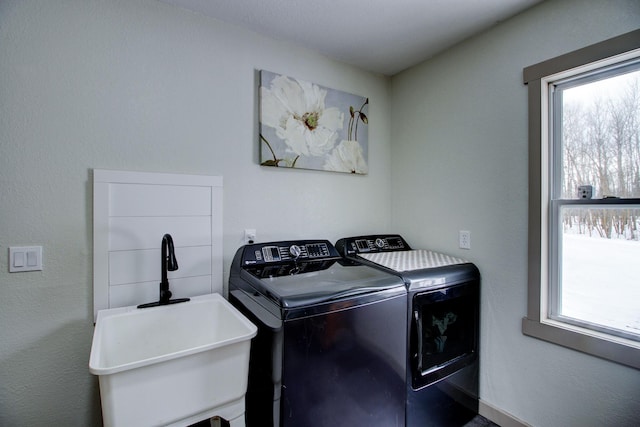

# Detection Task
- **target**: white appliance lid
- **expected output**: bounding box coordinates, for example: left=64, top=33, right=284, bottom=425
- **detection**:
left=359, top=249, right=467, bottom=272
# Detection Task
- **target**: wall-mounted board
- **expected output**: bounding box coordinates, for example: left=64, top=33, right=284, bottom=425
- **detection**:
left=93, top=169, right=223, bottom=320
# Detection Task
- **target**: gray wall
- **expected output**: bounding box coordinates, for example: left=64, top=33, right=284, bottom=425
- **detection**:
left=390, top=0, right=640, bottom=425
left=0, top=0, right=392, bottom=424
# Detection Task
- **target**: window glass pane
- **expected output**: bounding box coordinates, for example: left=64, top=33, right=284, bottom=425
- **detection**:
left=552, top=62, right=640, bottom=341
left=559, top=67, right=640, bottom=199
left=558, top=206, right=640, bottom=340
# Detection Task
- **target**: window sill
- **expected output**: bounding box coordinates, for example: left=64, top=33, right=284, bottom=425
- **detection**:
left=522, top=317, right=640, bottom=370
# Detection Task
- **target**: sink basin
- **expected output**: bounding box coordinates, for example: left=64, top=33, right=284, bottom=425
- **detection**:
left=89, top=293, right=257, bottom=427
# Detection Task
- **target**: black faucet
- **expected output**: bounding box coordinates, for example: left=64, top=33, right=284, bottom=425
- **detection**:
left=159, top=233, right=178, bottom=303
left=138, top=233, right=190, bottom=309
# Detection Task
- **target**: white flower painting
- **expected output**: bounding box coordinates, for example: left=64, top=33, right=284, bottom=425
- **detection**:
left=260, top=70, right=369, bottom=174
left=324, top=140, right=368, bottom=174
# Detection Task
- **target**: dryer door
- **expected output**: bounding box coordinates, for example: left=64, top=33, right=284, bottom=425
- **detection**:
left=410, top=280, right=479, bottom=390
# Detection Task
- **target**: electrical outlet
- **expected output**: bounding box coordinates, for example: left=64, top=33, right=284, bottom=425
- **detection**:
left=459, top=230, right=471, bottom=250
left=244, top=229, right=256, bottom=244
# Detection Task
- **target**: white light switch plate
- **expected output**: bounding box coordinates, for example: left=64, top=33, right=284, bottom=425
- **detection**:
left=9, top=246, right=43, bottom=272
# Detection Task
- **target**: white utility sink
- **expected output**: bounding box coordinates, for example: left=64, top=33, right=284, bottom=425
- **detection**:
left=89, top=293, right=257, bottom=427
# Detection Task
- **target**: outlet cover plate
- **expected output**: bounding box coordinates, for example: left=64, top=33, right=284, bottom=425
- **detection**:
left=459, top=231, right=471, bottom=250
left=9, top=246, right=43, bottom=272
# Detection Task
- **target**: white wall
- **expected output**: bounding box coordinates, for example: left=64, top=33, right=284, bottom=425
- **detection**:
left=0, top=0, right=391, bottom=424
left=390, top=0, right=640, bottom=426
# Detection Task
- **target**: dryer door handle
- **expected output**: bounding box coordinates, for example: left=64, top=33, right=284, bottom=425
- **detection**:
left=413, top=308, right=423, bottom=373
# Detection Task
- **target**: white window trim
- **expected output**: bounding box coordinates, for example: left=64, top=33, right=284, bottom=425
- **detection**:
left=522, top=29, right=640, bottom=370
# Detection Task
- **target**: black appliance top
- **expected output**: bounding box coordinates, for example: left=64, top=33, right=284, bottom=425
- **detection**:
left=335, top=234, right=412, bottom=255
left=229, top=239, right=406, bottom=317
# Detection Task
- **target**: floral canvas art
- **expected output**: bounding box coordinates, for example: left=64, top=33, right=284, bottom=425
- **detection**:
left=259, top=70, right=369, bottom=174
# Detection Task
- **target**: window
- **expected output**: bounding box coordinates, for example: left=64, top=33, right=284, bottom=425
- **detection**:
left=523, top=29, right=640, bottom=369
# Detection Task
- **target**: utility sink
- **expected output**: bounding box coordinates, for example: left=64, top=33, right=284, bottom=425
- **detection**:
left=89, top=293, right=257, bottom=427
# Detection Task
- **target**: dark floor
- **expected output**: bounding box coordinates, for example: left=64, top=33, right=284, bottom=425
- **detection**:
left=191, top=413, right=499, bottom=427
left=464, top=414, right=500, bottom=427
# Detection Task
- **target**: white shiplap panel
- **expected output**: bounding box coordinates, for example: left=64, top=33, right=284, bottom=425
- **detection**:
left=94, top=169, right=222, bottom=187
left=211, top=180, right=223, bottom=296
left=93, top=181, right=110, bottom=322
left=93, top=170, right=223, bottom=320
left=109, top=246, right=212, bottom=286
left=109, top=276, right=213, bottom=309
left=108, top=216, right=212, bottom=251
left=109, top=183, right=211, bottom=217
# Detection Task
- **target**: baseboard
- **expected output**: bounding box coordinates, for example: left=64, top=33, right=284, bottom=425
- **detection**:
left=479, top=400, right=532, bottom=427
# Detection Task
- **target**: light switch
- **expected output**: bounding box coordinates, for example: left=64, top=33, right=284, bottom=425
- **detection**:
left=13, top=251, right=25, bottom=268
left=9, top=246, right=42, bottom=272
left=27, top=250, right=38, bottom=267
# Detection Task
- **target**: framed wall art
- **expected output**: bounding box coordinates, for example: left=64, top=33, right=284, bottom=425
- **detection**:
left=259, top=70, right=369, bottom=174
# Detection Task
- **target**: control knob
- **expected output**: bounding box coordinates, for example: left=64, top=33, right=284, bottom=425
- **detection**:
left=375, top=238, right=386, bottom=248
left=289, top=244, right=302, bottom=258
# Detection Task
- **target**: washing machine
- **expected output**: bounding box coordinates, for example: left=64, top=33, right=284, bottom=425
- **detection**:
left=335, top=234, right=480, bottom=427
left=228, top=239, right=408, bottom=427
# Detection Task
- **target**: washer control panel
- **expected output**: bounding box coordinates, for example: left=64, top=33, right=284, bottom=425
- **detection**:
left=335, top=234, right=411, bottom=256
left=242, top=240, right=339, bottom=266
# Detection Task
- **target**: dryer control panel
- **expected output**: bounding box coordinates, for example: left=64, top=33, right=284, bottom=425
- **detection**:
left=335, top=234, right=412, bottom=256
left=240, top=239, right=340, bottom=266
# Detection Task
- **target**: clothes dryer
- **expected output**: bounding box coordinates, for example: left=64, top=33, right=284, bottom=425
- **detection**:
left=336, top=234, right=480, bottom=427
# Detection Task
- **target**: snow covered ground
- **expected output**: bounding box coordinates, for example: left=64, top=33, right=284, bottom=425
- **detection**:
left=561, top=233, right=640, bottom=337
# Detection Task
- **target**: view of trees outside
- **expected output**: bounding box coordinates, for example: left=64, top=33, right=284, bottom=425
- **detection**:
left=558, top=68, right=640, bottom=338
left=561, top=70, right=640, bottom=240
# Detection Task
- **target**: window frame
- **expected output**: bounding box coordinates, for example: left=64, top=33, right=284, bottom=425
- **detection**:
left=522, top=29, right=640, bottom=370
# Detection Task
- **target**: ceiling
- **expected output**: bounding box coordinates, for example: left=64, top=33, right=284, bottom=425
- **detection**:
left=158, top=0, right=543, bottom=76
